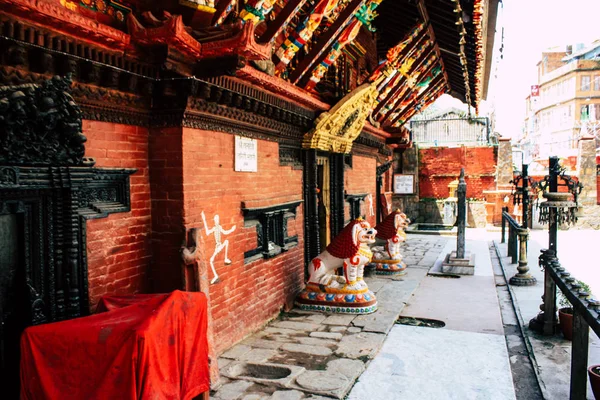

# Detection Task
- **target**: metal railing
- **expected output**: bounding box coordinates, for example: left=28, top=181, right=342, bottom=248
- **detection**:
left=537, top=249, right=600, bottom=399
left=409, top=117, right=491, bottom=146
left=501, top=208, right=527, bottom=265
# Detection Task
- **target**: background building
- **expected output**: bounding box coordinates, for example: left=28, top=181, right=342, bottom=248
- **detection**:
left=523, top=40, right=600, bottom=161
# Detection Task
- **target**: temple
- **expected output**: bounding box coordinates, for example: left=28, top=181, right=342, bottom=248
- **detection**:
left=0, top=0, right=499, bottom=395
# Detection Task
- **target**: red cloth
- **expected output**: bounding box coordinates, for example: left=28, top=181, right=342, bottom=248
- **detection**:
left=20, top=291, right=210, bottom=400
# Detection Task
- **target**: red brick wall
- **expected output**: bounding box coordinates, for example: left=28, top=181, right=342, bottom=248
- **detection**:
left=83, top=121, right=152, bottom=308
left=345, top=155, right=377, bottom=227
left=181, top=129, right=305, bottom=354
left=419, top=147, right=497, bottom=199
left=148, top=126, right=185, bottom=292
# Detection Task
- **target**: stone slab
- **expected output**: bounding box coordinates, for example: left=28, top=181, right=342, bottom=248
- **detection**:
left=214, top=380, right=255, bottom=400
left=401, top=274, right=504, bottom=335
left=335, top=332, right=386, bottom=360
left=281, top=343, right=333, bottom=356
left=309, top=331, right=343, bottom=340
left=272, top=321, right=322, bottom=332
left=222, top=344, right=253, bottom=360
left=348, top=325, right=516, bottom=400
left=271, top=390, right=305, bottom=400
left=238, top=348, right=278, bottom=363
left=359, top=308, right=399, bottom=334
left=219, top=357, right=234, bottom=370
left=242, top=394, right=270, bottom=400
left=322, top=314, right=356, bottom=326
left=297, top=337, right=337, bottom=347
left=243, top=338, right=283, bottom=350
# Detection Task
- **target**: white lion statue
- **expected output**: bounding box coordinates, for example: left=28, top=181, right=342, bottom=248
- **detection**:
left=372, top=210, right=410, bottom=262
left=307, top=218, right=377, bottom=291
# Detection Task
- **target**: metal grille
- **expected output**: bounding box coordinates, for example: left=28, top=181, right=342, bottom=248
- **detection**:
left=410, top=117, right=491, bottom=146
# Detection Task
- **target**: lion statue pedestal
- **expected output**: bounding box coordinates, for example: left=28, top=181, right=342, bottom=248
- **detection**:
left=370, top=210, right=409, bottom=276
left=295, top=218, right=378, bottom=314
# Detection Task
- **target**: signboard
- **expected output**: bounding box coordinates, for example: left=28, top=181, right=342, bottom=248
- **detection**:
left=394, top=174, right=415, bottom=194
left=531, top=85, right=540, bottom=97
left=235, top=136, right=257, bottom=172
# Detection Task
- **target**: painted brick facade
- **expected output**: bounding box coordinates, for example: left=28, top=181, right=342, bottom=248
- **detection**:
left=83, top=121, right=153, bottom=308
left=182, top=129, right=304, bottom=354
left=419, top=147, right=497, bottom=199
left=82, top=123, right=381, bottom=354
left=345, top=155, right=377, bottom=227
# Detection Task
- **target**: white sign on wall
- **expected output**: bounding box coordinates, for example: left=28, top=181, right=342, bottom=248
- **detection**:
left=235, top=136, right=257, bottom=172
left=394, top=174, right=415, bottom=194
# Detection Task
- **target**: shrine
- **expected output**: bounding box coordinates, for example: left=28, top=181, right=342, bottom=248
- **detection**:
left=0, top=0, right=497, bottom=397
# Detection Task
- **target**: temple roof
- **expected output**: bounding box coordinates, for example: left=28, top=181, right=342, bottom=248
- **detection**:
left=374, top=0, right=498, bottom=112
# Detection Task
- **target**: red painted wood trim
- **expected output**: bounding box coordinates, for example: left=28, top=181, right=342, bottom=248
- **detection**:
left=1, top=0, right=130, bottom=51
left=235, top=65, right=331, bottom=111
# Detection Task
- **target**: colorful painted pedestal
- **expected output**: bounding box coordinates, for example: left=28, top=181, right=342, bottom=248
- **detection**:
left=295, top=283, right=377, bottom=314
left=371, top=259, right=406, bottom=275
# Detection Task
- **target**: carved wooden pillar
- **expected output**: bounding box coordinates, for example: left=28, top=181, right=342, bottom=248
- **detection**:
left=303, top=149, right=320, bottom=269
left=330, top=153, right=345, bottom=237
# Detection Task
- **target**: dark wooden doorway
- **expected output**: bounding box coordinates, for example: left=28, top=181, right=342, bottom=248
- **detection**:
left=0, top=77, right=135, bottom=398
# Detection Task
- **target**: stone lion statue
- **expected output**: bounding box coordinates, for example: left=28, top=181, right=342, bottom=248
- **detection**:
left=372, top=210, right=410, bottom=262
left=307, top=218, right=377, bottom=291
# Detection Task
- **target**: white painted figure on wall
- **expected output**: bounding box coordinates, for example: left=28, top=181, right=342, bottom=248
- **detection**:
left=367, top=194, right=375, bottom=217
left=202, top=211, right=236, bottom=284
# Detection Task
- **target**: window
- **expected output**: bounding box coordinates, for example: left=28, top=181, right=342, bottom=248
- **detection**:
left=581, top=105, right=589, bottom=121
left=581, top=75, right=591, bottom=91
left=594, top=76, right=600, bottom=91
left=242, top=200, right=301, bottom=263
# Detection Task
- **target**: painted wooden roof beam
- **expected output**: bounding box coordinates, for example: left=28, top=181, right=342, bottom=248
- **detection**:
left=372, top=40, right=435, bottom=118
left=289, top=0, right=365, bottom=86
left=400, top=83, right=446, bottom=123
left=258, top=0, right=309, bottom=44
left=388, top=74, right=445, bottom=127
left=376, top=53, right=438, bottom=124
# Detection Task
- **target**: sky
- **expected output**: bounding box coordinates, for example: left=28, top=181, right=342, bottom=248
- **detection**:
left=488, top=0, right=600, bottom=138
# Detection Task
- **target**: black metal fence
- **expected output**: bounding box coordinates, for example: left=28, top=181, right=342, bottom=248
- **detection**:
left=409, top=117, right=491, bottom=146
left=501, top=208, right=527, bottom=265
left=537, top=249, right=600, bottom=399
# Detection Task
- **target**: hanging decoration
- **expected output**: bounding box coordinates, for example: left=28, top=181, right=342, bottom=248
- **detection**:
left=240, top=0, right=276, bottom=24
left=472, top=0, right=485, bottom=115
left=274, top=0, right=339, bottom=74
left=304, top=0, right=382, bottom=91
left=451, top=0, right=473, bottom=117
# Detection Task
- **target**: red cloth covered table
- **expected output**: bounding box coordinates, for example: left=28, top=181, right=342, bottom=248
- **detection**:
left=20, top=291, right=210, bottom=400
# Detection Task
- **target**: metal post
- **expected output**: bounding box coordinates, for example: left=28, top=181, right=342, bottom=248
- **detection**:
left=570, top=309, right=590, bottom=399
left=522, top=164, right=530, bottom=229
left=501, top=206, right=508, bottom=243
left=509, top=229, right=536, bottom=286
left=456, top=168, right=467, bottom=259
left=549, top=156, right=559, bottom=254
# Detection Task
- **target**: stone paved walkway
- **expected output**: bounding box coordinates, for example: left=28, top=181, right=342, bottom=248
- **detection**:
left=210, top=235, right=450, bottom=400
